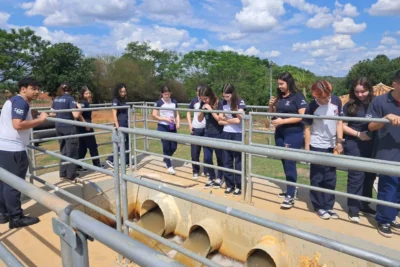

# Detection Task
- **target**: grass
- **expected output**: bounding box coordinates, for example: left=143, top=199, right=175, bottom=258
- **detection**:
left=33, top=115, right=355, bottom=194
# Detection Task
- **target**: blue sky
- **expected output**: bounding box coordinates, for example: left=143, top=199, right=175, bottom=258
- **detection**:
left=0, top=0, right=399, bottom=77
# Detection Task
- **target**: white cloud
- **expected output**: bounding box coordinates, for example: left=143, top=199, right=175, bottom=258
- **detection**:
left=235, top=0, right=285, bottom=32
left=263, top=50, right=281, bottom=58
left=397, top=31, right=400, bottom=36
left=244, top=46, right=260, bottom=56
left=0, top=12, right=11, bottom=27
left=306, top=12, right=334, bottom=29
left=333, top=18, right=366, bottom=34
left=283, top=0, right=329, bottom=14
left=334, top=1, right=359, bottom=17
left=195, top=39, right=209, bottom=50
left=381, top=36, right=398, bottom=45
left=301, top=59, right=315, bottom=66
left=219, top=32, right=247, bottom=41
left=368, top=0, right=400, bottom=16
left=365, top=47, right=400, bottom=58
left=376, top=45, right=387, bottom=50
left=112, top=23, right=196, bottom=52
left=293, top=34, right=355, bottom=51
left=324, top=55, right=338, bottom=62
left=310, top=49, right=331, bottom=57
left=21, top=0, right=137, bottom=26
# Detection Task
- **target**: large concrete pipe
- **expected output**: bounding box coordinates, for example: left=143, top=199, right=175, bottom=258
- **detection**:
left=245, top=235, right=287, bottom=267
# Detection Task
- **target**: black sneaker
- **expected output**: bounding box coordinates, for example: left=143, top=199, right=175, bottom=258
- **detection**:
left=378, top=223, right=393, bottom=238
left=348, top=211, right=360, bottom=223
left=204, top=180, right=215, bottom=189
left=278, top=192, right=287, bottom=198
left=360, top=206, right=376, bottom=216
left=77, top=167, right=88, bottom=172
left=9, top=215, right=40, bottom=229
left=280, top=196, right=294, bottom=209
left=233, top=188, right=241, bottom=197
left=391, top=221, right=400, bottom=233
left=213, top=179, right=224, bottom=189
left=225, top=188, right=234, bottom=195
left=0, top=213, right=9, bottom=224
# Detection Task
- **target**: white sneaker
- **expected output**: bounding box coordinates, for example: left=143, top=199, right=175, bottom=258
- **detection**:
left=168, top=167, right=176, bottom=175
left=193, top=173, right=199, bottom=180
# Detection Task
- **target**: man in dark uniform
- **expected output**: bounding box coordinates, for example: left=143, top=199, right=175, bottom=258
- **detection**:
left=51, top=83, right=81, bottom=180
left=0, top=77, right=48, bottom=228
left=367, top=70, right=400, bottom=238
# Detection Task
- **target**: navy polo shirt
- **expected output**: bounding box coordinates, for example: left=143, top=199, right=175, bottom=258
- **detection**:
left=112, top=98, right=128, bottom=127
left=78, top=99, right=92, bottom=132
left=275, top=92, right=308, bottom=133
left=366, top=91, right=400, bottom=162
left=200, top=99, right=223, bottom=135
left=343, top=102, right=370, bottom=140
left=51, top=94, right=77, bottom=127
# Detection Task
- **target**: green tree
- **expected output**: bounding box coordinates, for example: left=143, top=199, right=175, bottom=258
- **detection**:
left=32, top=43, right=95, bottom=97
left=0, top=28, right=50, bottom=82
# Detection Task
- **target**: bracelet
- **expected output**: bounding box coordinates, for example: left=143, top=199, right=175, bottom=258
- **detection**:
left=356, top=132, right=360, bottom=138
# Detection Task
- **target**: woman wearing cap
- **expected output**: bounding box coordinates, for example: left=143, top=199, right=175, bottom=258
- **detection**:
left=303, top=80, right=343, bottom=220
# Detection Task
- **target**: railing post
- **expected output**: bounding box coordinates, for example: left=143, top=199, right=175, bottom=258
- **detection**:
left=144, top=103, right=149, bottom=151
left=72, top=231, right=89, bottom=267
left=128, top=105, right=133, bottom=170
left=119, top=132, right=130, bottom=265
left=111, top=129, right=123, bottom=263
left=59, top=207, right=74, bottom=267
left=247, top=114, right=254, bottom=204
left=133, top=108, right=138, bottom=171
left=29, top=128, right=37, bottom=177
left=241, top=111, right=246, bottom=202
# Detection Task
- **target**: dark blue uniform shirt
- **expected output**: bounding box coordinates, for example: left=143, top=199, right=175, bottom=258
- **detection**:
left=112, top=98, right=129, bottom=127
left=200, top=99, right=223, bottom=135
left=343, top=102, right=370, bottom=140
left=366, top=91, right=400, bottom=162
left=51, top=94, right=77, bottom=127
left=275, top=92, right=308, bottom=133
left=78, top=99, right=92, bottom=132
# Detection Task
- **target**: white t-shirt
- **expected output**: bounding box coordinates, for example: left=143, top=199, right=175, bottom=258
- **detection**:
left=0, top=95, right=32, bottom=151
left=221, top=98, right=246, bottom=133
left=188, top=97, right=205, bottom=129
left=155, top=98, right=178, bottom=126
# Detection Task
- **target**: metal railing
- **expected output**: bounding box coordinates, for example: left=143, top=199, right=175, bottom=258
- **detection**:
left=1, top=103, right=398, bottom=266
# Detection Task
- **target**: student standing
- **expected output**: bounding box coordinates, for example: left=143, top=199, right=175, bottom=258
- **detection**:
left=198, top=85, right=224, bottom=189
left=187, top=85, right=207, bottom=179
left=152, top=85, right=180, bottom=175
left=0, top=77, right=48, bottom=228
left=304, top=80, right=343, bottom=220
left=52, top=83, right=81, bottom=181
left=269, top=72, right=308, bottom=208
left=218, top=84, right=246, bottom=196
left=105, top=83, right=130, bottom=168
left=366, top=70, right=400, bottom=238
left=343, top=77, right=376, bottom=223
left=77, top=87, right=102, bottom=170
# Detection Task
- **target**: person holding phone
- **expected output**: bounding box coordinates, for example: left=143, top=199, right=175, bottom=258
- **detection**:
left=304, top=80, right=343, bottom=220
left=343, top=77, right=376, bottom=223
left=269, top=72, right=308, bottom=209
left=187, top=85, right=207, bottom=179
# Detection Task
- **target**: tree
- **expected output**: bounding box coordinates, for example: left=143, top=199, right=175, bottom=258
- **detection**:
left=32, top=43, right=95, bottom=97
left=0, top=28, right=50, bottom=82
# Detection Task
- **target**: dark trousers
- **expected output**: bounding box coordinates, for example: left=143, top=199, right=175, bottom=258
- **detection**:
left=107, top=122, right=130, bottom=165
left=157, top=124, right=177, bottom=168
left=344, top=139, right=376, bottom=213
left=203, top=132, right=223, bottom=180
left=57, top=126, right=79, bottom=179
left=78, top=129, right=101, bottom=167
left=0, top=150, right=29, bottom=218
left=191, top=128, right=207, bottom=174
left=309, top=146, right=337, bottom=211
left=222, top=132, right=242, bottom=189
left=376, top=175, right=400, bottom=224
left=275, top=130, right=304, bottom=197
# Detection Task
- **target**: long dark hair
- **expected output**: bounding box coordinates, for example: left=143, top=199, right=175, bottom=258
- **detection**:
left=277, top=72, right=299, bottom=99
left=56, top=82, right=72, bottom=97
left=222, top=83, right=239, bottom=111
left=198, top=85, right=219, bottom=110
left=347, top=77, right=374, bottom=116
left=113, top=83, right=126, bottom=101
left=160, top=85, right=171, bottom=98
left=80, top=86, right=90, bottom=102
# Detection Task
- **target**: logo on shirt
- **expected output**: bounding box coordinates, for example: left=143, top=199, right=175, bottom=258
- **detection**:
left=14, top=108, right=24, bottom=115
left=300, top=100, right=307, bottom=105
left=285, top=101, right=291, bottom=106
left=366, top=114, right=372, bottom=118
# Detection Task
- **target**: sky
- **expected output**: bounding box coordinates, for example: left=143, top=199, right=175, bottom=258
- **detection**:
left=0, top=0, right=399, bottom=77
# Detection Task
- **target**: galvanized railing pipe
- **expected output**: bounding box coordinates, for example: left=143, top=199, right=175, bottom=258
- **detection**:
left=0, top=242, right=24, bottom=267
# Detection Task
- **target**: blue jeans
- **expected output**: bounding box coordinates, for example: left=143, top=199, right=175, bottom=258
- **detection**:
left=376, top=175, right=400, bottom=224
left=157, top=124, right=177, bottom=168
left=275, top=130, right=304, bottom=197
left=222, top=132, right=242, bottom=189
